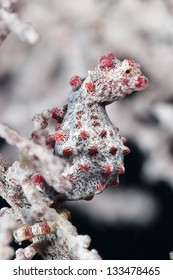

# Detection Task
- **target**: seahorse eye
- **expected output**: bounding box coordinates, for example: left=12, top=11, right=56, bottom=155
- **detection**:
left=125, top=69, right=131, bottom=74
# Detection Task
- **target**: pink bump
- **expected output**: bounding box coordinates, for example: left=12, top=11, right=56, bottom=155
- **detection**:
left=135, top=76, right=148, bottom=89
left=46, top=135, right=55, bottom=148
left=100, top=129, right=107, bottom=137
left=54, top=130, right=66, bottom=142
left=80, top=130, right=89, bottom=140
left=70, top=76, right=83, bottom=89
left=32, top=173, right=46, bottom=187
left=110, top=146, right=118, bottom=155
left=88, top=146, right=98, bottom=156
left=102, top=164, right=113, bottom=174
left=85, top=81, right=95, bottom=92
left=116, top=164, right=125, bottom=174
left=63, top=147, right=73, bottom=156
left=122, top=137, right=127, bottom=144
left=78, top=163, right=90, bottom=171
left=99, top=53, right=116, bottom=68
left=123, top=146, right=130, bottom=155
left=96, top=183, right=105, bottom=192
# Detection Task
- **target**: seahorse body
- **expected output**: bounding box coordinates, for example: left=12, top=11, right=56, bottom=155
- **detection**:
left=54, top=54, right=148, bottom=200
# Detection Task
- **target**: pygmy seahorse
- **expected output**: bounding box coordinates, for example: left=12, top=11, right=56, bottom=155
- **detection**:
left=53, top=53, right=148, bottom=200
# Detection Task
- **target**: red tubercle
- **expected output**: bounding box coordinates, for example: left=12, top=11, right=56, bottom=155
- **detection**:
left=122, top=78, right=129, bottom=85
left=88, top=146, right=98, bottom=156
left=76, top=121, right=82, bottom=128
left=135, top=76, right=148, bottom=89
left=100, top=58, right=114, bottom=68
left=52, top=107, right=64, bottom=121
left=91, top=115, right=98, bottom=120
left=96, top=183, right=105, bottom=192
left=109, top=146, right=118, bottom=155
left=100, top=129, right=107, bottom=137
left=107, top=53, right=116, bottom=60
left=56, top=123, right=62, bottom=129
left=127, top=59, right=135, bottom=67
left=54, top=130, right=67, bottom=142
left=123, top=146, right=130, bottom=155
left=92, top=120, right=100, bottom=127
left=62, top=147, right=73, bottom=156
left=52, top=107, right=59, bottom=120
left=31, top=173, right=46, bottom=187
left=102, top=164, right=113, bottom=174
left=69, top=75, right=83, bottom=89
left=121, top=136, right=127, bottom=144
left=85, top=81, right=95, bottom=92
left=80, top=130, right=89, bottom=140
left=46, top=135, right=55, bottom=148
left=99, top=53, right=116, bottom=68
left=78, top=162, right=90, bottom=171
left=116, top=164, right=125, bottom=174
left=99, top=53, right=116, bottom=63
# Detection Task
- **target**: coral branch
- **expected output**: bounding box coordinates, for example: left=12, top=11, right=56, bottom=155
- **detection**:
left=0, top=123, right=71, bottom=194
left=0, top=0, right=39, bottom=45
left=0, top=213, right=17, bottom=259
left=15, top=245, right=37, bottom=260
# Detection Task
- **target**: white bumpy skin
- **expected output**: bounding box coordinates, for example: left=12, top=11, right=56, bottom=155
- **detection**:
left=54, top=53, right=148, bottom=200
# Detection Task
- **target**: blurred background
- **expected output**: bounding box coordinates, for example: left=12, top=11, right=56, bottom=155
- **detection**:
left=1, top=0, right=173, bottom=259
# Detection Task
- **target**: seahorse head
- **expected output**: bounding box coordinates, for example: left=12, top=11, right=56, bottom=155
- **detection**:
left=84, top=53, right=148, bottom=104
